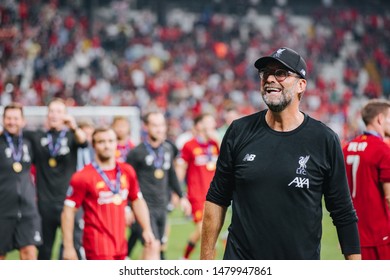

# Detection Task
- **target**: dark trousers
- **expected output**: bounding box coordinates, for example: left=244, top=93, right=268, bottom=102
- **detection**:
left=37, top=201, right=62, bottom=260
left=38, top=201, right=84, bottom=260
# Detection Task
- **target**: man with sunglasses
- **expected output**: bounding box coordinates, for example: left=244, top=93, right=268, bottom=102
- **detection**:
left=201, top=47, right=361, bottom=260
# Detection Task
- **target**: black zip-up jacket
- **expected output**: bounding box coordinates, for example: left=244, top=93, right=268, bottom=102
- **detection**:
left=0, top=132, right=39, bottom=218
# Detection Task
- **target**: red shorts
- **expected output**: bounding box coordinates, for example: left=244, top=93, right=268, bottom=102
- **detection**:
left=189, top=199, right=205, bottom=223
left=361, top=243, right=390, bottom=260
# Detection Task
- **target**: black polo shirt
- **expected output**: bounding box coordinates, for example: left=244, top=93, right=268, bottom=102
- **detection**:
left=24, top=129, right=86, bottom=204
left=127, top=140, right=182, bottom=210
left=0, top=132, right=39, bottom=218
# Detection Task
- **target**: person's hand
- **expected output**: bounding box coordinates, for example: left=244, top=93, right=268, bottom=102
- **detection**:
left=63, top=246, right=78, bottom=260
left=63, top=115, right=78, bottom=131
left=142, top=229, right=156, bottom=247
left=345, top=254, right=361, bottom=260
left=180, top=197, right=192, bottom=217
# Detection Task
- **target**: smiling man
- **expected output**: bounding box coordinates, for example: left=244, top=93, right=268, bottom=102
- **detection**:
left=0, top=103, right=42, bottom=260
left=24, top=98, right=87, bottom=260
left=200, top=47, right=361, bottom=260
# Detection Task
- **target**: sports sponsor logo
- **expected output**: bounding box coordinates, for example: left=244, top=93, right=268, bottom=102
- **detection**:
left=289, top=155, right=310, bottom=189
left=243, top=154, right=256, bottom=162
left=194, top=154, right=218, bottom=166
left=97, top=189, right=129, bottom=205
left=288, top=177, right=310, bottom=189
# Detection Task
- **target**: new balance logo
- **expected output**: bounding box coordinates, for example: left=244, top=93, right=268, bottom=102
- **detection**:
left=288, top=177, right=310, bottom=189
left=243, top=154, right=256, bottom=162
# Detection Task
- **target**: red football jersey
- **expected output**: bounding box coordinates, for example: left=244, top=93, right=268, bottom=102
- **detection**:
left=65, top=162, right=141, bottom=259
left=180, top=138, right=219, bottom=202
left=115, top=140, right=135, bottom=162
left=343, top=134, right=390, bottom=247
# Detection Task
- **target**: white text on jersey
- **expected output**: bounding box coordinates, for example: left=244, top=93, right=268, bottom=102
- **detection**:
left=347, top=142, right=368, bottom=152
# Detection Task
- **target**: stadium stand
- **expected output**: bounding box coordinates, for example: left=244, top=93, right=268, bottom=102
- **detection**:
left=1, top=0, right=390, bottom=143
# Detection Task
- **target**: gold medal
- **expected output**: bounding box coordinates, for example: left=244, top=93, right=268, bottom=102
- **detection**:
left=112, top=194, right=123, bottom=205
left=206, top=162, right=216, bottom=171
left=13, top=162, right=23, bottom=173
left=48, top=158, right=57, bottom=168
left=154, top=169, right=164, bottom=179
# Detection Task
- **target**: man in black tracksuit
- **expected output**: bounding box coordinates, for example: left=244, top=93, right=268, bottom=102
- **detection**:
left=0, top=103, right=42, bottom=260
left=24, top=98, right=87, bottom=260
left=126, top=111, right=190, bottom=259
left=201, top=47, right=361, bottom=260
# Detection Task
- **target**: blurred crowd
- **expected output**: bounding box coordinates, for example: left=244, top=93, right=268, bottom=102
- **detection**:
left=1, top=0, right=390, bottom=143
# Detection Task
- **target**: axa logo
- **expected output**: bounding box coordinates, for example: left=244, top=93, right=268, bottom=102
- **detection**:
left=288, top=177, right=310, bottom=189
left=243, top=154, right=256, bottom=162
left=296, top=155, right=310, bottom=175
left=273, top=48, right=286, bottom=58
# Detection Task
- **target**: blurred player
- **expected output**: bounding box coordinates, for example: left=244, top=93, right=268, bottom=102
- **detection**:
left=126, top=111, right=190, bottom=259
left=61, top=127, right=155, bottom=260
left=0, top=103, right=42, bottom=260
left=58, top=118, right=95, bottom=260
left=343, top=99, right=390, bottom=260
left=176, top=113, right=219, bottom=259
left=24, top=98, right=87, bottom=260
left=111, top=116, right=135, bottom=162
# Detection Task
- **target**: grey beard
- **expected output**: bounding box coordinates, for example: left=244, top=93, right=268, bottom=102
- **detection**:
left=266, top=99, right=291, bottom=112
left=262, top=95, right=292, bottom=112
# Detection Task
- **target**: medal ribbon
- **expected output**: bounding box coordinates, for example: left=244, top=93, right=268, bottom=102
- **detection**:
left=196, top=137, right=213, bottom=162
left=118, top=143, right=131, bottom=161
left=144, top=141, right=164, bottom=169
left=4, top=131, right=23, bottom=162
left=47, top=130, right=67, bottom=158
left=92, top=162, right=121, bottom=194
